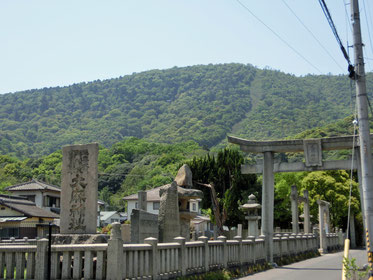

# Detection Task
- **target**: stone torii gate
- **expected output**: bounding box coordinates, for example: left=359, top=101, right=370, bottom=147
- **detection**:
left=228, top=135, right=368, bottom=262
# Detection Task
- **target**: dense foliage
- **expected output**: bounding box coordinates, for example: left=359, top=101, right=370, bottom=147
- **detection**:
left=274, top=171, right=362, bottom=242
left=1, top=63, right=371, bottom=235
left=1, top=64, right=371, bottom=158
left=187, top=148, right=261, bottom=231
left=0, top=138, right=207, bottom=209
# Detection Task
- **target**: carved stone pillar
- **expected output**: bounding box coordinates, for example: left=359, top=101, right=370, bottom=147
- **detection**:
left=303, top=190, right=311, bottom=233
left=290, top=185, right=299, bottom=234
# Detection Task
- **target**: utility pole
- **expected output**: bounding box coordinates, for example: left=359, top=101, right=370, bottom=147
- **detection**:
left=351, top=0, right=373, bottom=273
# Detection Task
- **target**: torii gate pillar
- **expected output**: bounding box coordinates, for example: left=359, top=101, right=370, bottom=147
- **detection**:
left=262, top=151, right=274, bottom=263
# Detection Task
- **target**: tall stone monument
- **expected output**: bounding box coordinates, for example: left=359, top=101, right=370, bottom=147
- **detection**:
left=158, top=164, right=203, bottom=242
left=61, top=143, right=98, bottom=234
left=158, top=181, right=180, bottom=242
left=290, top=185, right=311, bottom=233
left=317, top=199, right=331, bottom=253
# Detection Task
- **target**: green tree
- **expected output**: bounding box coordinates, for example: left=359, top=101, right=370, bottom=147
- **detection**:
left=188, top=148, right=260, bottom=233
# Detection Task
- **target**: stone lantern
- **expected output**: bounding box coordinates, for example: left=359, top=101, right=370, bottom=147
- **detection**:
left=241, top=194, right=261, bottom=237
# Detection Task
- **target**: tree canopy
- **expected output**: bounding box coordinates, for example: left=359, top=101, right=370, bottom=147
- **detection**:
left=1, top=64, right=371, bottom=158
left=187, top=148, right=261, bottom=232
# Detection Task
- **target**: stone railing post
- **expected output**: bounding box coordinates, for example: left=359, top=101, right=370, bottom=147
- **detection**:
left=145, top=237, right=159, bottom=280
left=35, top=238, right=48, bottom=280
left=234, top=236, right=243, bottom=266
left=198, top=236, right=209, bottom=272
left=247, top=236, right=256, bottom=264
left=288, top=234, right=295, bottom=256
left=107, top=222, right=124, bottom=280
left=217, top=236, right=228, bottom=268
left=298, top=233, right=306, bottom=253
left=281, top=234, right=289, bottom=257
left=338, top=229, right=344, bottom=247
left=174, top=237, right=187, bottom=276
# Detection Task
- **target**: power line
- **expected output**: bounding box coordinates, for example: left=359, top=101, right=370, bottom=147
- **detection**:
left=362, top=0, right=373, bottom=71
left=235, top=0, right=323, bottom=74
left=342, top=0, right=353, bottom=34
left=342, top=0, right=352, bottom=64
left=281, top=0, right=344, bottom=72
left=317, top=0, right=355, bottom=78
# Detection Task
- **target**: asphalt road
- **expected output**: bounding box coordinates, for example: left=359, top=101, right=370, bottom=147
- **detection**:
left=239, top=249, right=369, bottom=280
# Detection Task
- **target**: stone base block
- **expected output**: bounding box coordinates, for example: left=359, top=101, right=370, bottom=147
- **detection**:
left=52, top=234, right=109, bottom=244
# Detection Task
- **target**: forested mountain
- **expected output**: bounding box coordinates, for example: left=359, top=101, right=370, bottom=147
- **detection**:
left=1, top=63, right=372, bottom=158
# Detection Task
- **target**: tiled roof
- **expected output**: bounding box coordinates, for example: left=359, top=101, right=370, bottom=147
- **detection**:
left=123, top=184, right=203, bottom=202
left=5, top=179, right=61, bottom=193
left=100, top=211, right=118, bottom=221
left=123, top=186, right=165, bottom=202
left=0, top=194, right=59, bottom=218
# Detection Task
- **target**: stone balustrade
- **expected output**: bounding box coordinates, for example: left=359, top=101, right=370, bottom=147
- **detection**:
left=0, top=224, right=343, bottom=279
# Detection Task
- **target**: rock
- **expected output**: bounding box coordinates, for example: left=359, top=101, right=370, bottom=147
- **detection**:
left=174, top=164, right=193, bottom=187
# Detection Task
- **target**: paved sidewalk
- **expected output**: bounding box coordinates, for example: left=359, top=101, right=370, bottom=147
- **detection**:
left=239, top=249, right=368, bottom=280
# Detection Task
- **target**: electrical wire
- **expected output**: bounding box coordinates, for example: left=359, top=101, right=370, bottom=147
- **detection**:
left=342, top=0, right=353, bottom=34
left=362, top=0, right=373, bottom=55
left=281, top=0, right=344, bottom=72
left=235, top=0, right=323, bottom=74
left=362, top=0, right=373, bottom=71
left=318, top=0, right=355, bottom=78
left=346, top=113, right=358, bottom=239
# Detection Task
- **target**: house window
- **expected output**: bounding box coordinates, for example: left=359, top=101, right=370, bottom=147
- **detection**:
left=49, top=196, right=58, bottom=207
left=153, top=202, right=160, bottom=210
left=44, top=196, right=60, bottom=207
left=22, top=195, right=35, bottom=202
left=111, top=219, right=119, bottom=223
left=0, top=228, right=19, bottom=239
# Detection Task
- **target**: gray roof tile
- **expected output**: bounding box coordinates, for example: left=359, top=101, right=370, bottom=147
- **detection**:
left=5, top=179, right=61, bottom=193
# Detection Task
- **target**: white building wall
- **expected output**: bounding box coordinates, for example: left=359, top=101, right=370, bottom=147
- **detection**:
left=35, top=193, right=44, bottom=208
left=127, top=201, right=159, bottom=220
left=126, top=198, right=201, bottom=220
left=9, top=190, right=44, bottom=208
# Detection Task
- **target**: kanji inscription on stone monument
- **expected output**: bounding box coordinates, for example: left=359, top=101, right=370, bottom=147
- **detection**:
left=61, top=143, right=98, bottom=234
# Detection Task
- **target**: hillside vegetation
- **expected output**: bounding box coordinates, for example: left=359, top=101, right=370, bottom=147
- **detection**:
left=0, top=137, right=207, bottom=208
left=1, top=63, right=371, bottom=158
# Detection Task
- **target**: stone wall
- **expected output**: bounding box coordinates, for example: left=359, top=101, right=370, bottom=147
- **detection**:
left=131, top=209, right=159, bottom=243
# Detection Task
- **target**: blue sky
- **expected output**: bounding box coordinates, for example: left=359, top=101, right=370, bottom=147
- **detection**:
left=1, top=0, right=372, bottom=94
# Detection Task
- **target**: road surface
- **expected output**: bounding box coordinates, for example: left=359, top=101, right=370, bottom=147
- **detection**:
left=239, top=249, right=368, bottom=280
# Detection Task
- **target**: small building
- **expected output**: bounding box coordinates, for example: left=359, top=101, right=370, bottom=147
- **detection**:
left=99, top=211, right=126, bottom=227
left=5, top=179, right=61, bottom=214
left=123, top=187, right=202, bottom=220
left=0, top=194, right=59, bottom=239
